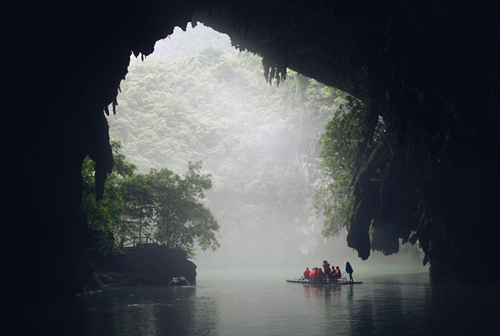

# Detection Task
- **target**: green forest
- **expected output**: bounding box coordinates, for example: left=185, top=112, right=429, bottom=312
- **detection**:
left=82, top=141, right=219, bottom=256
left=89, top=23, right=423, bottom=268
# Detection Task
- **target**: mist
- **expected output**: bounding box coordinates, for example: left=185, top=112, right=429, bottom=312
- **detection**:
left=108, top=22, right=426, bottom=274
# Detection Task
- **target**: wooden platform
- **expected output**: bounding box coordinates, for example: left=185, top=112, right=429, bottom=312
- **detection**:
left=286, top=278, right=362, bottom=285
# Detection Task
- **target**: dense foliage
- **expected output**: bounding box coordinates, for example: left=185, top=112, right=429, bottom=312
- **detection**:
left=109, top=41, right=342, bottom=266
left=82, top=141, right=136, bottom=254
left=315, top=94, right=389, bottom=238
left=147, top=162, right=220, bottom=253
left=82, top=141, right=219, bottom=255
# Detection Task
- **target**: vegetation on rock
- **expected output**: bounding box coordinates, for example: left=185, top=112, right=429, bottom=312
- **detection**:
left=82, top=141, right=219, bottom=256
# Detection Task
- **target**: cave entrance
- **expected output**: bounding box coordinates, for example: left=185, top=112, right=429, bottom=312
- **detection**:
left=101, top=22, right=425, bottom=271
left=107, top=22, right=343, bottom=269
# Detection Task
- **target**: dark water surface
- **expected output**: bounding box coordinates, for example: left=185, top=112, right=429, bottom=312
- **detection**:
left=7, top=270, right=500, bottom=335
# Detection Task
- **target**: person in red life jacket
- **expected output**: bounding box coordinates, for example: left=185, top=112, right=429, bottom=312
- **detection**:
left=303, top=268, right=311, bottom=279
left=310, top=267, right=318, bottom=281
left=334, top=266, right=342, bottom=281
left=317, top=267, right=325, bottom=281
left=330, top=266, right=338, bottom=282
left=323, top=260, right=333, bottom=282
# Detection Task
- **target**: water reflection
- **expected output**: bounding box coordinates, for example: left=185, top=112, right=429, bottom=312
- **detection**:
left=7, top=273, right=500, bottom=336
left=90, top=285, right=202, bottom=335
left=8, top=285, right=212, bottom=336
left=297, top=275, right=438, bottom=336
left=191, top=288, right=220, bottom=334
left=345, top=275, right=434, bottom=336
left=428, top=280, right=500, bottom=336
left=302, top=283, right=342, bottom=299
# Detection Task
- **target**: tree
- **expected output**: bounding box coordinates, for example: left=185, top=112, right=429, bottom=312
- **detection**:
left=82, top=141, right=219, bottom=256
left=119, top=173, right=153, bottom=247
left=81, top=140, right=137, bottom=254
left=148, top=161, right=220, bottom=254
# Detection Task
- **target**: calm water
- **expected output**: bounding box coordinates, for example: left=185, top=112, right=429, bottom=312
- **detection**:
left=8, top=268, right=500, bottom=335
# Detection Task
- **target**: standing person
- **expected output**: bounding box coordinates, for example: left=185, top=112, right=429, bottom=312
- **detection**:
left=345, top=261, right=354, bottom=282
left=323, top=260, right=333, bottom=282
left=303, top=268, right=311, bottom=279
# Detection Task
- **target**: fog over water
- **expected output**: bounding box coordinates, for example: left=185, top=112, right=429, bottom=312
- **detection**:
left=109, top=22, right=427, bottom=275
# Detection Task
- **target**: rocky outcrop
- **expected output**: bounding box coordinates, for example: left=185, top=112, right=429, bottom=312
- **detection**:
left=88, top=245, right=196, bottom=289
left=3, top=0, right=500, bottom=301
left=127, top=244, right=197, bottom=285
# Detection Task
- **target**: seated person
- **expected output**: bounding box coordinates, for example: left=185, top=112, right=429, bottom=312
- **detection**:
left=310, top=267, right=318, bottom=281
left=334, top=266, right=342, bottom=281
left=317, top=268, right=325, bottom=281
left=303, top=268, right=311, bottom=279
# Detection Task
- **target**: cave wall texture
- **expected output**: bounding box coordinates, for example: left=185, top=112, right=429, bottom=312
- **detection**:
left=2, top=0, right=500, bottom=301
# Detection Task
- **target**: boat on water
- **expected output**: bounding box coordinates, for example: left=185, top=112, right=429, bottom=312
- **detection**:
left=286, top=277, right=362, bottom=285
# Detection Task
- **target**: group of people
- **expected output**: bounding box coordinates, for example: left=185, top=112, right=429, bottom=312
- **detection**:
left=302, top=260, right=354, bottom=282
